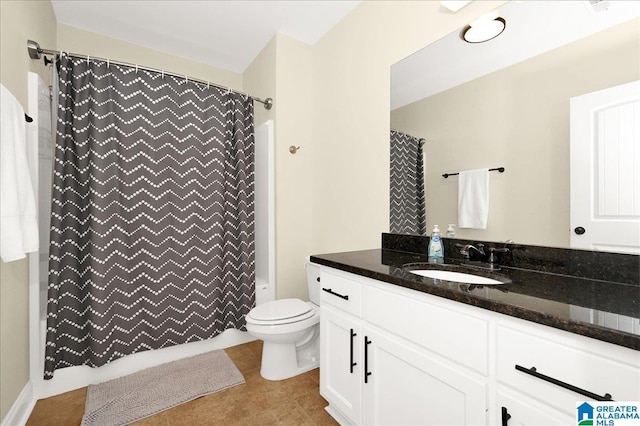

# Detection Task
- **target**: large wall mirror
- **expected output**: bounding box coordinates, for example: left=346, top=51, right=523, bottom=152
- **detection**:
left=390, top=0, right=640, bottom=253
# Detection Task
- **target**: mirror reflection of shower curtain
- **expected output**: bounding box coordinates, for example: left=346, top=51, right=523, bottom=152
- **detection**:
left=390, top=130, right=426, bottom=235
left=45, top=54, right=256, bottom=378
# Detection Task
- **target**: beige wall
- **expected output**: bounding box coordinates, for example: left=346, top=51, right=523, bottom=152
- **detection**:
left=0, top=1, right=57, bottom=420
left=244, top=34, right=313, bottom=300
left=310, top=1, right=504, bottom=254
left=244, top=37, right=276, bottom=128
left=272, top=34, right=313, bottom=300
left=57, top=24, right=242, bottom=90
left=391, top=19, right=640, bottom=247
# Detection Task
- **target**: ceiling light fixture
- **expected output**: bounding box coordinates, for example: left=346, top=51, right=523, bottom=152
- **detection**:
left=460, top=10, right=506, bottom=43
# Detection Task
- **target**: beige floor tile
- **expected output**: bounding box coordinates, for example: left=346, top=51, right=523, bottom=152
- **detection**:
left=306, top=367, right=320, bottom=384
left=26, top=340, right=336, bottom=426
left=131, top=412, right=170, bottom=426
left=26, top=387, right=86, bottom=426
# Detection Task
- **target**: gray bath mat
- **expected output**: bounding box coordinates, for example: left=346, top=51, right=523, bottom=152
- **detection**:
left=81, top=349, right=245, bottom=426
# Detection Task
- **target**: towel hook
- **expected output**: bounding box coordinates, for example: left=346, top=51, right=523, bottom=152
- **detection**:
left=289, top=146, right=301, bottom=154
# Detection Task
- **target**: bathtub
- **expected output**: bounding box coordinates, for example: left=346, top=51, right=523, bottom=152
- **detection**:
left=35, top=304, right=254, bottom=398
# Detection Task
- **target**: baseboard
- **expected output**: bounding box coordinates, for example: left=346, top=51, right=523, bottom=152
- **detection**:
left=324, top=405, right=353, bottom=426
left=1, top=381, right=35, bottom=426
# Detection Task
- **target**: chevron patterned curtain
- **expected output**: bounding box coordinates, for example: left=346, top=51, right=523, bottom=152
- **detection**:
left=45, top=54, right=255, bottom=378
left=390, top=130, right=426, bottom=235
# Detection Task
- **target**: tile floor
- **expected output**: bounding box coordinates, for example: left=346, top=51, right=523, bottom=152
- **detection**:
left=26, top=340, right=338, bottom=425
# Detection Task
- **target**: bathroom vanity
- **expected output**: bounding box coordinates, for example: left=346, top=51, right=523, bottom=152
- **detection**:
left=312, top=235, right=640, bottom=426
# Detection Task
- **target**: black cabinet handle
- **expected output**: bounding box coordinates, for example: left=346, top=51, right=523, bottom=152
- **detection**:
left=501, top=407, right=511, bottom=426
left=364, top=336, right=372, bottom=383
left=515, top=365, right=613, bottom=401
left=350, top=328, right=357, bottom=373
left=322, top=287, right=349, bottom=300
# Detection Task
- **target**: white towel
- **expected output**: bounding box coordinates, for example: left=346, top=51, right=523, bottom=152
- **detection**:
left=458, top=168, right=489, bottom=229
left=1, top=84, right=39, bottom=262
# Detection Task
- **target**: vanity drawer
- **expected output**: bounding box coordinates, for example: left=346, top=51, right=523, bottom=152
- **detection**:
left=319, top=269, right=363, bottom=318
left=496, top=323, right=640, bottom=416
left=365, top=284, right=489, bottom=375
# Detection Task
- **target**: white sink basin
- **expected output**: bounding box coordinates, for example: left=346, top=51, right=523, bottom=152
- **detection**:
left=409, top=270, right=503, bottom=285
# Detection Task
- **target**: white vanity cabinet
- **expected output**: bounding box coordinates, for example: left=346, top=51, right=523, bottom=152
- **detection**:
left=321, top=305, right=363, bottom=424
left=363, top=326, right=487, bottom=425
left=496, top=388, right=574, bottom=426
left=319, top=269, right=364, bottom=425
left=496, top=319, right=640, bottom=425
left=316, top=263, right=640, bottom=426
left=319, top=266, right=489, bottom=426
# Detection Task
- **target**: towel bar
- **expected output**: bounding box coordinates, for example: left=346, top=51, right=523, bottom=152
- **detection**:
left=442, top=167, right=504, bottom=179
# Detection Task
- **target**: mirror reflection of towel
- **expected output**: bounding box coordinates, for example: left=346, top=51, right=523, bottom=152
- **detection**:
left=458, top=169, right=489, bottom=229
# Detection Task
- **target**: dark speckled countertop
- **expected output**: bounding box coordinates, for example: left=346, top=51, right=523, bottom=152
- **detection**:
left=310, top=244, right=640, bottom=351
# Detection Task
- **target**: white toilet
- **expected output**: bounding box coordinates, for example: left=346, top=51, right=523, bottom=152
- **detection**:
left=246, top=261, right=321, bottom=380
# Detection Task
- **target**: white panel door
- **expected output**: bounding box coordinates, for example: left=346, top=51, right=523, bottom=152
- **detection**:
left=320, top=305, right=363, bottom=425
left=570, top=80, right=640, bottom=253
left=497, top=389, right=574, bottom=426
left=363, top=326, right=487, bottom=426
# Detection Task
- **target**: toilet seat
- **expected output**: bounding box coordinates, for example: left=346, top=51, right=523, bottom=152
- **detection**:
left=247, top=299, right=316, bottom=326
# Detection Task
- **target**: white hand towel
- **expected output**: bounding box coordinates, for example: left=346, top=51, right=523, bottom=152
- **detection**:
left=1, top=84, right=39, bottom=262
left=458, top=168, right=489, bottom=229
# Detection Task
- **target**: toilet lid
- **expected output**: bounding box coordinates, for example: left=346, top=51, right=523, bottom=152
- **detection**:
left=248, top=299, right=313, bottom=322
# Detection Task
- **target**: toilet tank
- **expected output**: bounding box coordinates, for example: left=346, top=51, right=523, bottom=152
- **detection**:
left=305, top=261, right=321, bottom=305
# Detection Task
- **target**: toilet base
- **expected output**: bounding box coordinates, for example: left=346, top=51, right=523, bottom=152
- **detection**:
left=259, top=335, right=319, bottom=381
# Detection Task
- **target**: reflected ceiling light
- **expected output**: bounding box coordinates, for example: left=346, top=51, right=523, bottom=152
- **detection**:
left=460, top=10, right=506, bottom=43
left=441, top=1, right=472, bottom=13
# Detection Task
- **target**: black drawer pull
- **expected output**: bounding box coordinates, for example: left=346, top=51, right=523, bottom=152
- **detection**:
left=501, top=407, right=511, bottom=426
left=350, top=328, right=357, bottom=373
left=364, top=337, right=372, bottom=383
left=322, top=287, right=349, bottom=300
left=515, top=365, right=613, bottom=401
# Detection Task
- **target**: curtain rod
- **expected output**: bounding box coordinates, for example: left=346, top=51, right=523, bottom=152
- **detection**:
left=27, top=39, right=273, bottom=110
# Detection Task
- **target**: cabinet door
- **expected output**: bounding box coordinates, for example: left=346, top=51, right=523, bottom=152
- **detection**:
left=320, top=305, right=363, bottom=425
left=497, top=389, right=574, bottom=426
left=363, top=327, right=487, bottom=426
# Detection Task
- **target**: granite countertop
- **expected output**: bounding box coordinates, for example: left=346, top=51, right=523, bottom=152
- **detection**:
left=310, top=248, right=640, bottom=351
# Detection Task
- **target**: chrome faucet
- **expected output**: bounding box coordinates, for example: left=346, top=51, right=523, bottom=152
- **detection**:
left=455, top=243, right=509, bottom=271
left=457, top=243, right=485, bottom=260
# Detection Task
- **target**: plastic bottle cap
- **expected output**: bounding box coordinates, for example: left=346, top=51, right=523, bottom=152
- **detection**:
left=433, top=225, right=440, bottom=232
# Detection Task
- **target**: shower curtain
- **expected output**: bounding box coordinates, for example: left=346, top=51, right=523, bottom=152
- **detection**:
left=390, top=130, right=426, bottom=235
left=45, top=54, right=255, bottom=378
